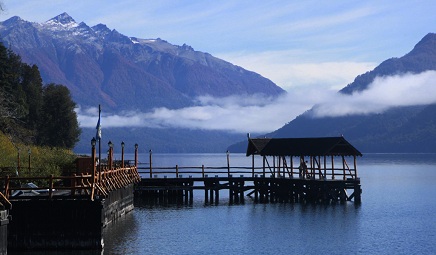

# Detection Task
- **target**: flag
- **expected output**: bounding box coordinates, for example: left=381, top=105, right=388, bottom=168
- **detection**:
left=96, top=106, right=101, bottom=141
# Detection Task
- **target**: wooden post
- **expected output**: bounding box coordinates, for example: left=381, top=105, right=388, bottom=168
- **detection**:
left=28, top=148, right=31, bottom=173
left=318, top=156, right=321, bottom=179
left=262, top=156, right=266, bottom=177
left=273, top=156, right=276, bottom=177
left=226, top=150, right=230, bottom=177
left=354, top=182, right=361, bottom=203
left=310, top=156, right=314, bottom=178
left=229, top=181, right=234, bottom=205
left=240, top=181, right=245, bottom=203
left=91, top=138, right=96, bottom=199
left=331, top=155, right=335, bottom=180
left=354, top=155, right=358, bottom=178
left=4, top=176, right=9, bottom=199
left=252, top=154, right=255, bottom=177
left=290, top=156, right=293, bottom=177
left=215, top=182, right=219, bottom=205
left=299, top=156, right=304, bottom=178
left=204, top=186, right=209, bottom=204
left=17, top=148, right=20, bottom=174
left=134, top=143, right=138, bottom=167
left=254, top=181, right=259, bottom=203
left=210, top=187, right=214, bottom=204
left=121, top=141, right=125, bottom=168
left=176, top=165, right=179, bottom=178
left=149, top=150, right=153, bottom=178
left=342, top=155, right=346, bottom=180
left=202, top=165, right=205, bottom=178
left=108, top=141, right=113, bottom=170
left=189, top=185, right=193, bottom=205
left=278, top=156, right=281, bottom=177
left=324, top=156, right=327, bottom=179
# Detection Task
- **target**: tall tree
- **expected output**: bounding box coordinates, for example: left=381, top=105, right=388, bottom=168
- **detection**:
left=37, top=84, right=81, bottom=148
left=21, top=64, right=44, bottom=131
left=0, top=43, right=29, bottom=142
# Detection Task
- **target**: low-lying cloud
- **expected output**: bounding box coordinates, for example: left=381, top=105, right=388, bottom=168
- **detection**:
left=311, top=70, right=436, bottom=117
left=77, top=91, right=317, bottom=133
left=77, top=71, right=436, bottom=134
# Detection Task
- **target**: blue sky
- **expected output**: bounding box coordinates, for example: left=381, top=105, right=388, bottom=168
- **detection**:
left=2, top=1, right=436, bottom=133
left=2, top=0, right=435, bottom=91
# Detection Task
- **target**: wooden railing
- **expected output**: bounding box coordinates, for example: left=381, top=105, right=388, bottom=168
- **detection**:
left=137, top=163, right=358, bottom=180
left=0, top=191, right=11, bottom=209
left=1, top=166, right=140, bottom=201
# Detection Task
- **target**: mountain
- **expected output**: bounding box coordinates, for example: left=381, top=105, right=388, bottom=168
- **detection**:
left=341, top=33, right=436, bottom=94
left=0, top=13, right=284, bottom=112
left=0, top=13, right=285, bottom=153
left=229, top=33, right=436, bottom=153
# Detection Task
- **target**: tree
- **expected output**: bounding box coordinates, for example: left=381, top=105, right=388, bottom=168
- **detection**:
left=37, top=84, right=81, bottom=148
left=0, top=42, right=81, bottom=148
left=0, top=43, right=31, bottom=142
left=21, top=64, right=44, bottom=131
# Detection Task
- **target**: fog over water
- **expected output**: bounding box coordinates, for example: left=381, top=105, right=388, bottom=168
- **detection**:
left=78, top=71, right=436, bottom=134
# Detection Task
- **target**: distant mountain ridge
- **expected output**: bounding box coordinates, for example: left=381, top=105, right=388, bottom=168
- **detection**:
left=0, top=13, right=284, bottom=112
left=229, top=33, right=436, bottom=153
left=341, top=33, right=436, bottom=94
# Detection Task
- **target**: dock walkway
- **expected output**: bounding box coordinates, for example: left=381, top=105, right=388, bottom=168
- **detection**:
left=135, top=136, right=363, bottom=205
left=1, top=141, right=140, bottom=251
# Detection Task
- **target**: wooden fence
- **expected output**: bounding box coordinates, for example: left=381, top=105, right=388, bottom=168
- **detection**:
left=1, top=166, right=140, bottom=201
left=137, top=159, right=358, bottom=180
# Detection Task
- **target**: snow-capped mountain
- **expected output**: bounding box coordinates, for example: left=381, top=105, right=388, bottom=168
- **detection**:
left=0, top=12, right=284, bottom=111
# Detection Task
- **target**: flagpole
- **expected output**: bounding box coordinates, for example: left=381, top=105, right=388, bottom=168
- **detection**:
left=98, top=104, right=101, bottom=184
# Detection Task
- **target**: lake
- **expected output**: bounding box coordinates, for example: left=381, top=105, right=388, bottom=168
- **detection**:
left=100, top=153, right=436, bottom=255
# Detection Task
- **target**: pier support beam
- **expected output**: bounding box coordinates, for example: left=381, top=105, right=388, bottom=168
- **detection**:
left=8, top=184, right=134, bottom=251
left=0, top=209, right=9, bottom=255
left=135, top=177, right=362, bottom=205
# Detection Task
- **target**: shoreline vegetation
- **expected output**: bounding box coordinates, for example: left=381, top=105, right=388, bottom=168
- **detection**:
left=0, top=41, right=80, bottom=182
left=0, top=131, right=77, bottom=183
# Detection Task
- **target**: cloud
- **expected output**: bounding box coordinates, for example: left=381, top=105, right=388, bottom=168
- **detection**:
left=311, top=71, right=436, bottom=117
left=270, top=5, right=378, bottom=34
left=77, top=71, right=436, bottom=134
left=77, top=91, right=316, bottom=133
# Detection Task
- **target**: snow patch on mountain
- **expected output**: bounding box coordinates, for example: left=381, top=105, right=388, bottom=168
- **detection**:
left=45, top=12, right=79, bottom=30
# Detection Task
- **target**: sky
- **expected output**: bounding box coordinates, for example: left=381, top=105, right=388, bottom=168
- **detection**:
left=2, top=0, right=436, bottom=133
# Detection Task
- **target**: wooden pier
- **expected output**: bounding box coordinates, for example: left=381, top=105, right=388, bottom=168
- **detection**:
left=0, top=136, right=362, bottom=251
left=1, top=140, right=141, bottom=251
left=135, top=176, right=361, bottom=205
left=135, top=136, right=362, bottom=205
left=0, top=192, right=10, bottom=255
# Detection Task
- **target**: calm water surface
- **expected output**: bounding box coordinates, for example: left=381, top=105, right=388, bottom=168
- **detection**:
left=102, top=153, right=436, bottom=255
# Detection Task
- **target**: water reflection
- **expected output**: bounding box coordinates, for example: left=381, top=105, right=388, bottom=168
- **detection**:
left=102, top=213, right=138, bottom=255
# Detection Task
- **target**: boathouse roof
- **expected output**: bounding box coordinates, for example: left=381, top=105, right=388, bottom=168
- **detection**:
left=246, top=136, right=362, bottom=157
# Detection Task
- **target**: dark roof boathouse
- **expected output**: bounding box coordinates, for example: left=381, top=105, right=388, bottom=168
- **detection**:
left=244, top=136, right=362, bottom=203
left=246, top=136, right=362, bottom=181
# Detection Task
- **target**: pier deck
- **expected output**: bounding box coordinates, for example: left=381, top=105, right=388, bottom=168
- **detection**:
left=135, top=136, right=363, bottom=205
left=1, top=141, right=141, bottom=251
